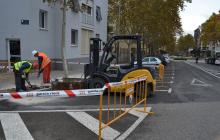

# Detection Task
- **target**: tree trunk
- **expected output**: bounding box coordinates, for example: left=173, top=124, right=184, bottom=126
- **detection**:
left=61, top=0, right=69, bottom=78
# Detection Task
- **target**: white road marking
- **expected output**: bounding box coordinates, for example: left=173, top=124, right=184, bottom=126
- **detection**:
left=168, top=88, right=172, bottom=94
left=156, top=81, right=173, bottom=84
left=0, top=107, right=152, bottom=140
left=67, top=112, right=120, bottom=140
left=0, top=113, right=33, bottom=140
left=164, top=73, right=175, bottom=76
left=156, top=88, right=172, bottom=94
left=155, top=89, right=169, bottom=92
left=0, top=107, right=151, bottom=113
left=185, top=62, right=220, bottom=78
left=190, top=78, right=212, bottom=87
left=116, top=107, right=151, bottom=140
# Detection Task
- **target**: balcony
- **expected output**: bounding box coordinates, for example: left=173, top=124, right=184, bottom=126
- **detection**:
left=82, top=13, right=94, bottom=25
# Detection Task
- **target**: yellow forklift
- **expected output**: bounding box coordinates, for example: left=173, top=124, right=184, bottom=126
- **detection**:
left=85, top=35, right=156, bottom=96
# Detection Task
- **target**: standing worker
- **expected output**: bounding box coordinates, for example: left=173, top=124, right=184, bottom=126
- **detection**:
left=32, top=50, right=51, bottom=83
left=13, top=61, right=32, bottom=92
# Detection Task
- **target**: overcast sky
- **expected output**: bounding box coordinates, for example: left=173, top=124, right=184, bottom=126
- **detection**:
left=180, top=0, right=220, bottom=35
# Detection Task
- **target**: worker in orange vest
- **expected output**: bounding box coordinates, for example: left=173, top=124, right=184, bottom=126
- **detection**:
left=32, top=50, right=51, bottom=83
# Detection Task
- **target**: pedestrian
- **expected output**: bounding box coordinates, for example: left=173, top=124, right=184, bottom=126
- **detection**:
left=196, top=57, right=199, bottom=63
left=32, top=50, right=51, bottom=83
left=13, top=61, right=32, bottom=92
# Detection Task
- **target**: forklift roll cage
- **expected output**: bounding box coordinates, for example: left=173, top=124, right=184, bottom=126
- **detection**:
left=84, top=34, right=156, bottom=91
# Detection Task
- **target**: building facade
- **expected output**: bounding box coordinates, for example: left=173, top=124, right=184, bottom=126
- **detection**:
left=0, top=0, right=108, bottom=65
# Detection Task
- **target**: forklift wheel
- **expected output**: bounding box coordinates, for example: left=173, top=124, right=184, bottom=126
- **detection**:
left=91, top=77, right=106, bottom=88
left=147, top=85, right=154, bottom=98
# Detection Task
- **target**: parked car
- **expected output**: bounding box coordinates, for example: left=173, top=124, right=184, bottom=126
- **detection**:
left=135, top=57, right=162, bottom=66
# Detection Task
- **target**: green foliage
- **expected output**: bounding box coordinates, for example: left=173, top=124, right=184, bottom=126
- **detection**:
left=177, top=34, right=195, bottom=52
left=200, top=12, right=220, bottom=45
left=109, top=0, right=191, bottom=54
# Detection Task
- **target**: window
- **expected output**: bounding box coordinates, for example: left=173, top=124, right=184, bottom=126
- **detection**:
left=150, top=57, right=157, bottom=62
left=81, top=4, right=92, bottom=15
left=69, top=0, right=80, bottom=12
left=87, top=6, right=92, bottom=15
left=39, top=10, right=48, bottom=29
left=143, top=58, right=149, bottom=62
left=96, top=6, right=102, bottom=21
left=96, top=34, right=100, bottom=38
left=71, top=29, right=78, bottom=46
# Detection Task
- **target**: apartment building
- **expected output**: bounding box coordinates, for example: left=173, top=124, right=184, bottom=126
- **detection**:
left=0, top=0, right=108, bottom=66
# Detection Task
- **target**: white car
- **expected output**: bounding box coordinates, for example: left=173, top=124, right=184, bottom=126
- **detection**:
left=135, top=57, right=161, bottom=66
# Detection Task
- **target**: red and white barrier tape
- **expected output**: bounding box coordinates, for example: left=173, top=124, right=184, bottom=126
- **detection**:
left=0, top=88, right=104, bottom=99
left=105, top=77, right=147, bottom=89
left=0, top=77, right=147, bottom=99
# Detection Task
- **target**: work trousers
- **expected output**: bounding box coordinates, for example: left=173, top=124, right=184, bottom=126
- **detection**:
left=14, top=71, right=26, bottom=92
left=43, top=62, right=51, bottom=83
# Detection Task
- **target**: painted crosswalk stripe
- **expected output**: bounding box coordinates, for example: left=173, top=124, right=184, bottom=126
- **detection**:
left=0, top=113, right=33, bottom=140
left=116, top=107, right=151, bottom=140
left=67, top=112, right=120, bottom=140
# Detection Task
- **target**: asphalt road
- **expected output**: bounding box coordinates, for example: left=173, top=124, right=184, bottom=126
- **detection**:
left=0, top=61, right=220, bottom=140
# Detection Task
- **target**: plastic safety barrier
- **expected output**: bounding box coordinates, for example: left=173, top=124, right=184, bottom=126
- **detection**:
left=98, top=76, right=154, bottom=140
left=0, top=88, right=104, bottom=99
left=0, top=76, right=153, bottom=140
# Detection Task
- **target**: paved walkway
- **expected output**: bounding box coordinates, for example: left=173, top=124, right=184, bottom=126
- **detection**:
left=0, top=70, right=83, bottom=91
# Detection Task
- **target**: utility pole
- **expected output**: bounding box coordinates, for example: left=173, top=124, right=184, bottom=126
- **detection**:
left=61, top=0, right=69, bottom=77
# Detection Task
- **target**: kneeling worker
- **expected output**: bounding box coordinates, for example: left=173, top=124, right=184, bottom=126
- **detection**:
left=13, top=61, right=32, bottom=92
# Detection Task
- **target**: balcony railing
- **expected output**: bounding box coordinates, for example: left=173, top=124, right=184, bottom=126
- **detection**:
left=82, top=13, right=93, bottom=25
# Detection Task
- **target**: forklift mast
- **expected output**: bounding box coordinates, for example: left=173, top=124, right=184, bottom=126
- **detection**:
left=84, top=38, right=102, bottom=78
left=89, top=38, right=102, bottom=67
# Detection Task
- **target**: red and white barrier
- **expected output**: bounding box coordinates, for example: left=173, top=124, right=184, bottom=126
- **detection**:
left=105, top=77, right=147, bottom=88
left=0, top=76, right=147, bottom=99
left=0, top=88, right=104, bottom=99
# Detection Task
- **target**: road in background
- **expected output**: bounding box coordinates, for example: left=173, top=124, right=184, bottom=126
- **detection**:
left=0, top=61, right=220, bottom=140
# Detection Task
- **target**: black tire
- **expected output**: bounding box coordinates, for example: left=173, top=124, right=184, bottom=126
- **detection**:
left=147, top=84, right=154, bottom=98
left=90, top=77, right=106, bottom=88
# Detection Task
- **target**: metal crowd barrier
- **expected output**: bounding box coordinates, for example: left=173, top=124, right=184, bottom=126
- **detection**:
left=98, top=76, right=154, bottom=140
left=159, top=64, right=165, bottom=81
left=0, top=62, right=12, bottom=73
left=156, top=64, right=165, bottom=86
left=0, top=76, right=153, bottom=140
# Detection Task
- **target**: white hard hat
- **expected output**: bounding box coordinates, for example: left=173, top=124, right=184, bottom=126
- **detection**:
left=32, top=50, right=38, bottom=56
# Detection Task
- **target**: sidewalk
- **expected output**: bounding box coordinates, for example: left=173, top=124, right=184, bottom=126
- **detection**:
left=0, top=70, right=84, bottom=91
left=187, top=59, right=205, bottom=63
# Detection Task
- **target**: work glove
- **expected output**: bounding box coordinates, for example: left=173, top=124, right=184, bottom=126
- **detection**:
left=21, top=74, right=26, bottom=79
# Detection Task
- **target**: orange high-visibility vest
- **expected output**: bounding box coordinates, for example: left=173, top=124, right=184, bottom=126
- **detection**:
left=38, top=52, right=51, bottom=69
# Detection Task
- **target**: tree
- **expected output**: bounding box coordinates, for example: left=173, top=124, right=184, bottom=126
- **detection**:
left=177, top=34, right=195, bottom=54
left=108, top=0, right=191, bottom=54
left=43, top=0, right=80, bottom=78
left=200, top=12, right=220, bottom=46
